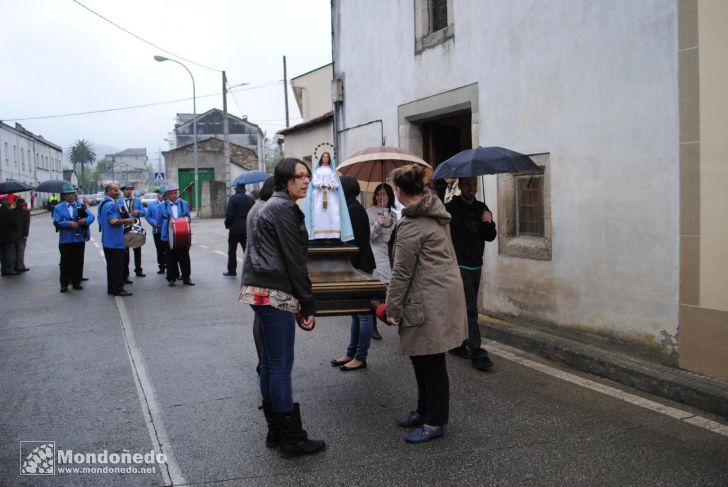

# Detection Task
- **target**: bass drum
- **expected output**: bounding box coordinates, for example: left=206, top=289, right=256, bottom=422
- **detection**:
left=124, top=224, right=147, bottom=249
left=169, top=217, right=191, bottom=250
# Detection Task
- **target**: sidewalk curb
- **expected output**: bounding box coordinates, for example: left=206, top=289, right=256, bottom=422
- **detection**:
left=482, top=316, right=728, bottom=419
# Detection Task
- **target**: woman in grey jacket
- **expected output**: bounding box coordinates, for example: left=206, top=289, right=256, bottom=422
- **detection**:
left=241, top=158, right=325, bottom=458
left=386, top=164, right=468, bottom=444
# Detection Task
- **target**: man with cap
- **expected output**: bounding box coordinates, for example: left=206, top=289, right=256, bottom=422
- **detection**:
left=98, top=183, right=133, bottom=296
left=145, top=187, right=167, bottom=275
left=52, top=183, right=95, bottom=293
left=118, top=182, right=146, bottom=281
left=222, top=182, right=254, bottom=278
left=157, top=183, right=194, bottom=286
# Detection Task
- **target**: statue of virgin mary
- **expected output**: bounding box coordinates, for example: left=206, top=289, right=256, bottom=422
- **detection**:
left=303, top=150, right=354, bottom=242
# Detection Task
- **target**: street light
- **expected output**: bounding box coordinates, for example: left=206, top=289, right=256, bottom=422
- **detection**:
left=154, top=55, right=200, bottom=217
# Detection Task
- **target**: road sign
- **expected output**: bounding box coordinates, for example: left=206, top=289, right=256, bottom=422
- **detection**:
left=154, top=172, right=165, bottom=184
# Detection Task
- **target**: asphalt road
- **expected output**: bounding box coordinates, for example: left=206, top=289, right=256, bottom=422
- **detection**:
left=1, top=212, right=727, bottom=486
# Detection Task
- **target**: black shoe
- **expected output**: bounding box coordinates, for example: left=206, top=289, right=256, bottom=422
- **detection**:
left=157, top=268, right=166, bottom=275
left=340, top=361, right=367, bottom=372
left=371, top=329, right=383, bottom=340
left=276, top=403, right=326, bottom=458
left=182, top=280, right=195, bottom=286
left=124, top=279, right=133, bottom=284
left=330, top=358, right=352, bottom=367
left=135, top=271, right=146, bottom=277
left=72, top=284, right=83, bottom=290
left=17, top=268, right=30, bottom=272
left=81, top=277, right=88, bottom=281
left=222, top=272, right=237, bottom=278
left=114, top=290, right=133, bottom=297
left=260, top=401, right=282, bottom=448
left=2, top=272, right=20, bottom=276
left=168, top=281, right=176, bottom=287
left=60, top=285, right=68, bottom=293
left=449, top=344, right=470, bottom=360
left=472, top=356, right=494, bottom=372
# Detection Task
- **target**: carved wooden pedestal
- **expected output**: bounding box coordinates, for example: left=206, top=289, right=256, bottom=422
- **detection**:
left=307, top=245, right=387, bottom=316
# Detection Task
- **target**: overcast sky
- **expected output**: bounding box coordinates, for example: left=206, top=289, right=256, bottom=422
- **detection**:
left=1, top=0, right=332, bottom=165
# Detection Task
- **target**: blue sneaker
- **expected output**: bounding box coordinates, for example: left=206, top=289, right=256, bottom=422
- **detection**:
left=405, top=425, right=444, bottom=443
left=222, top=272, right=237, bottom=278
left=395, top=411, right=426, bottom=428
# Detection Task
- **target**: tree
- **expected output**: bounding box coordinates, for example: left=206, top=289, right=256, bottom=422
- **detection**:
left=68, top=139, right=96, bottom=192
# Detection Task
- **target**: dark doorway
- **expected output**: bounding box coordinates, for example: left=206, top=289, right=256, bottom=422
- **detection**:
left=421, top=111, right=472, bottom=200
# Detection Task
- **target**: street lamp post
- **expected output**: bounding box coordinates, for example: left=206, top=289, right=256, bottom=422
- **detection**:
left=154, top=55, right=200, bottom=217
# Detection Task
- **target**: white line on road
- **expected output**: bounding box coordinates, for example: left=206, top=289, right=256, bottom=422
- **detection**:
left=213, top=250, right=226, bottom=256
left=93, top=242, right=100, bottom=248
left=114, top=297, right=187, bottom=486
left=98, top=250, right=105, bottom=258
left=237, top=258, right=243, bottom=263
left=199, top=244, right=209, bottom=249
left=488, top=342, right=728, bottom=437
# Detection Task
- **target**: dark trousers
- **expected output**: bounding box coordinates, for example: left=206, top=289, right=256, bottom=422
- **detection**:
left=0, top=242, right=17, bottom=275
left=103, top=247, right=125, bottom=294
left=253, top=305, right=295, bottom=413
left=164, top=241, right=190, bottom=281
left=227, top=232, right=245, bottom=274
left=410, top=353, right=449, bottom=426
left=59, top=242, right=84, bottom=286
left=152, top=232, right=166, bottom=270
left=459, top=267, right=488, bottom=359
left=124, top=246, right=142, bottom=276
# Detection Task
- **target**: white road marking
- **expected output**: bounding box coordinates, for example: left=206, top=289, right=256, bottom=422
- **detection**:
left=237, top=258, right=243, bottom=263
left=93, top=242, right=100, bottom=248
left=489, top=342, right=728, bottom=437
left=199, top=244, right=209, bottom=249
left=114, top=297, right=187, bottom=486
left=213, top=250, right=226, bottom=256
left=98, top=250, right=105, bottom=258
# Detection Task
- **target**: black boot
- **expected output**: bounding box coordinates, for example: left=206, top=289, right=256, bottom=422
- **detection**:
left=260, top=401, right=281, bottom=448
left=277, top=403, right=326, bottom=458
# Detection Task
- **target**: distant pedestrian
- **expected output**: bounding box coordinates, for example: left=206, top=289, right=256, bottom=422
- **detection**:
left=445, top=177, right=497, bottom=372
left=13, top=198, right=30, bottom=272
left=386, top=164, right=467, bottom=444
left=53, top=184, right=94, bottom=293
left=98, top=183, right=133, bottom=296
left=0, top=197, right=19, bottom=276
left=223, top=183, right=254, bottom=278
left=331, top=176, right=376, bottom=372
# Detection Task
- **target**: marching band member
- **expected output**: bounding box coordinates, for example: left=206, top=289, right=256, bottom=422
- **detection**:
left=118, top=182, right=146, bottom=282
left=145, top=187, right=167, bottom=275
left=52, top=183, right=94, bottom=293
left=72, top=194, right=92, bottom=282
left=157, top=183, right=194, bottom=287
left=98, top=183, right=133, bottom=297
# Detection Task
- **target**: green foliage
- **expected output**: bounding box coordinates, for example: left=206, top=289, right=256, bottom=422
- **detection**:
left=68, top=139, right=97, bottom=192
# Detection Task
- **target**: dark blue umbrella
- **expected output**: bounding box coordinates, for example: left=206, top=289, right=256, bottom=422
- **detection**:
left=230, top=170, right=270, bottom=187
left=0, top=181, right=35, bottom=193
left=35, top=179, right=72, bottom=193
left=432, top=146, right=540, bottom=179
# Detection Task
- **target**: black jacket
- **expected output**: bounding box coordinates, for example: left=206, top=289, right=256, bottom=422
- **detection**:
left=0, top=205, right=18, bottom=244
left=346, top=200, right=376, bottom=274
left=13, top=208, right=30, bottom=239
left=446, top=196, right=497, bottom=268
left=242, top=191, right=316, bottom=316
left=224, top=189, right=255, bottom=235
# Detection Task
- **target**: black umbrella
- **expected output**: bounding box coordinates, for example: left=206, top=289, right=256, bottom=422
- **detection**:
left=432, top=146, right=540, bottom=179
left=35, top=180, right=72, bottom=193
left=0, top=181, right=35, bottom=193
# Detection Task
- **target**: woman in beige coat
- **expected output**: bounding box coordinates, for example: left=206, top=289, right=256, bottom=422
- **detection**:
left=385, top=164, right=467, bottom=443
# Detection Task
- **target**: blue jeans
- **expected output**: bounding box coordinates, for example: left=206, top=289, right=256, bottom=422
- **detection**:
left=345, top=314, right=373, bottom=361
left=252, top=305, right=295, bottom=413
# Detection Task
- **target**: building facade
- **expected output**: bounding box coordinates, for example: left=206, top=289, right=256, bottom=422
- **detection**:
left=332, top=0, right=728, bottom=379
left=279, top=64, right=335, bottom=165
left=0, top=121, right=63, bottom=207
left=101, top=148, right=149, bottom=191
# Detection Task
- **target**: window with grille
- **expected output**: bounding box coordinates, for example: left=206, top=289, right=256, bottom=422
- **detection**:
left=516, top=174, right=544, bottom=236
left=431, top=0, right=448, bottom=32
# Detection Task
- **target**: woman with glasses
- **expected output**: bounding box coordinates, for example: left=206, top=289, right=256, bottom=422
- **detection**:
left=241, top=158, right=325, bottom=458
left=385, top=164, right=467, bottom=443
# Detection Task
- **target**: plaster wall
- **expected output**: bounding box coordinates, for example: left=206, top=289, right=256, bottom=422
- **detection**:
left=291, top=64, right=334, bottom=121
left=334, top=0, right=680, bottom=348
left=282, top=123, right=334, bottom=164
